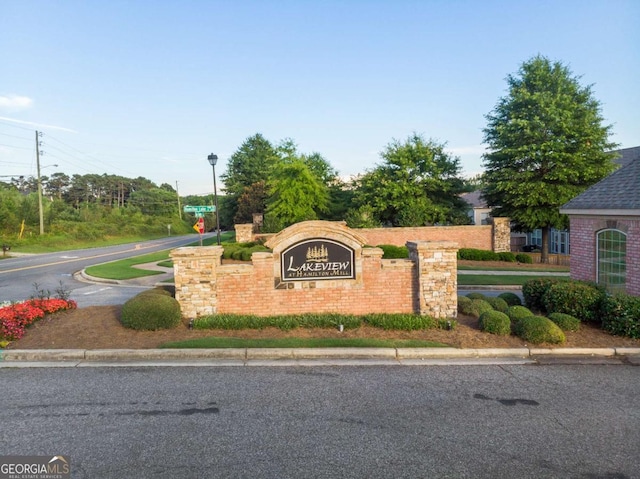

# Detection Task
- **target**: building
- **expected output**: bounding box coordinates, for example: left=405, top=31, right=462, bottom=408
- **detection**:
left=560, top=148, right=640, bottom=295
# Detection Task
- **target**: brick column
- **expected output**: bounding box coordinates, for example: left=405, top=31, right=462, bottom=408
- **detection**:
left=491, top=217, right=511, bottom=252
left=235, top=224, right=253, bottom=243
left=170, top=246, right=223, bottom=318
left=408, top=241, right=458, bottom=318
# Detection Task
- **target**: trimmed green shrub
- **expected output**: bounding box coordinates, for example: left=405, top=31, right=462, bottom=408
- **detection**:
left=522, top=278, right=560, bottom=312
left=463, top=299, right=494, bottom=318
left=548, top=313, right=580, bottom=332
left=601, top=294, right=640, bottom=338
left=137, top=287, right=173, bottom=297
left=458, top=296, right=472, bottom=314
left=458, top=248, right=499, bottom=261
left=485, top=296, right=509, bottom=313
left=513, top=315, right=566, bottom=344
left=377, top=244, right=409, bottom=259
left=542, top=280, right=606, bottom=323
left=121, top=293, right=181, bottom=331
left=515, top=253, right=533, bottom=264
left=362, top=313, right=437, bottom=331
left=498, top=292, right=522, bottom=306
left=466, top=292, right=487, bottom=300
left=479, top=311, right=511, bottom=336
left=497, top=252, right=516, bottom=262
left=507, top=305, right=534, bottom=323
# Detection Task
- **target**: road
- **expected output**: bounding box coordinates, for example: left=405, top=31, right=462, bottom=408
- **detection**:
left=1, top=364, right=638, bottom=479
left=0, top=234, right=211, bottom=306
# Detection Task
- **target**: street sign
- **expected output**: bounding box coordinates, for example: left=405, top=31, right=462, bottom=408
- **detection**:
left=184, top=205, right=215, bottom=213
left=193, top=217, right=205, bottom=234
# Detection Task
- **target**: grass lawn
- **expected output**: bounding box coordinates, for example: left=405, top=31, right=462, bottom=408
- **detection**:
left=458, top=264, right=569, bottom=272
left=160, top=337, right=449, bottom=349
left=85, top=251, right=171, bottom=279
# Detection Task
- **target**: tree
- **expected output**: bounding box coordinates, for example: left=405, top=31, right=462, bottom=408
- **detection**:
left=482, top=55, right=617, bottom=262
left=221, top=133, right=279, bottom=198
left=352, top=134, right=469, bottom=227
left=264, top=160, right=329, bottom=231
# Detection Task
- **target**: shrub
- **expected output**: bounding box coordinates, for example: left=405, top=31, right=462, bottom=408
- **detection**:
left=137, top=287, right=173, bottom=297
left=466, top=292, right=487, bottom=300
left=542, top=281, right=606, bottom=323
left=121, top=293, right=181, bottom=331
left=507, top=305, right=535, bottom=325
left=377, top=245, right=409, bottom=259
left=479, top=311, right=511, bottom=336
left=464, top=299, right=494, bottom=318
left=485, top=296, right=509, bottom=313
left=363, top=313, right=437, bottom=331
left=498, top=292, right=522, bottom=306
left=458, top=248, right=499, bottom=261
left=522, top=278, right=560, bottom=313
left=458, top=296, right=472, bottom=314
left=548, top=313, right=580, bottom=332
left=515, top=253, right=533, bottom=264
left=601, top=294, right=640, bottom=339
left=497, top=252, right=516, bottom=262
left=513, top=315, right=566, bottom=344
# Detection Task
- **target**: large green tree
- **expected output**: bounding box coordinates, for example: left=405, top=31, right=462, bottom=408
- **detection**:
left=352, top=134, right=468, bottom=227
left=482, top=55, right=617, bottom=262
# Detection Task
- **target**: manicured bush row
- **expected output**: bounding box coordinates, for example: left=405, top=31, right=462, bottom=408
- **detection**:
left=194, top=313, right=456, bottom=332
left=457, top=248, right=532, bottom=263
left=222, top=242, right=271, bottom=261
left=485, top=296, right=509, bottom=313
left=521, top=278, right=561, bottom=312
left=507, top=305, right=534, bottom=323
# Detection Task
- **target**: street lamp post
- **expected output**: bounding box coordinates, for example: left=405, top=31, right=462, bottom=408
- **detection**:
left=207, top=153, right=221, bottom=245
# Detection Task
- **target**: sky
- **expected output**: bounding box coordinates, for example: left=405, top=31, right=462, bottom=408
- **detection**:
left=1, top=0, right=638, bottom=196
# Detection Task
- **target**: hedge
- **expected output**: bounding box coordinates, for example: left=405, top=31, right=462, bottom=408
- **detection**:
left=479, top=311, right=511, bottom=336
left=513, top=315, right=566, bottom=344
left=542, top=281, right=606, bottom=323
left=601, top=294, right=640, bottom=339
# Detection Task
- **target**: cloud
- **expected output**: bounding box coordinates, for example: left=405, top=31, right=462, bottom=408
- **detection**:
left=0, top=94, right=33, bottom=111
left=0, top=116, right=77, bottom=133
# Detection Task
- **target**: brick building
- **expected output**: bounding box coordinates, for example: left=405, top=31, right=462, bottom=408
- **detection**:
left=560, top=148, right=640, bottom=295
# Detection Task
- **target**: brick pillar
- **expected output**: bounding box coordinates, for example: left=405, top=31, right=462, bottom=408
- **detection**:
left=235, top=224, right=253, bottom=243
left=408, top=241, right=458, bottom=318
left=170, top=246, right=223, bottom=318
left=491, top=217, right=511, bottom=252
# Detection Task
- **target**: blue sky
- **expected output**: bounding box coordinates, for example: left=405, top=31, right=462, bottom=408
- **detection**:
left=1, top=0, right=638, bottom=196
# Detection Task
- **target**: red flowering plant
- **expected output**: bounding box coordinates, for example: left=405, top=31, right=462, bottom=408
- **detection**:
left=0, top=298, right=77, bottom=342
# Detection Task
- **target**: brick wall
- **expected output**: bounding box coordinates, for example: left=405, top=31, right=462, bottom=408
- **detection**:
left=236, top=219, right=511, bottom=253
left=173, top=221, right=459, bottom=318
left=569, top=215, right=640, bottom=296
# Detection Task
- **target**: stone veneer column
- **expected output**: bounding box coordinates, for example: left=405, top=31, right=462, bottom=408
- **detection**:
left=407, top=241, right=458, bottom=318
left=491, top=217, right=511, bottom=253
left=170, top=246, right=223, bottom=318
left=235, top=224, right=254, bottom=243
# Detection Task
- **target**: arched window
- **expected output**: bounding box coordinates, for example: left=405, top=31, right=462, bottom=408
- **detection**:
left=597, top=229, right=626, bottom=294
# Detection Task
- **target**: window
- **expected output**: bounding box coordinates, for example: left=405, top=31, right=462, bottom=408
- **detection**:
left=597, top=229, right=626, bottom=294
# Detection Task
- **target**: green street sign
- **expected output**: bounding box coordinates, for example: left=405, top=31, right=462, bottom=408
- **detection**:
left=183, top=205, right=216, bottom=213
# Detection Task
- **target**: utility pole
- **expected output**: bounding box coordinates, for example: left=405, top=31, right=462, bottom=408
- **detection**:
left=176, top=180, right=182, bottom=219
left=35, top=130, right=44, bottom=235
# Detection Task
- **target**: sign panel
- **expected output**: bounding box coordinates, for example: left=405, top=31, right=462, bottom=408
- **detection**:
left=183, top=205, right=215, bottom=213
left=281, top=238, right=355, bottom=281
left=193, top=217, right=205, bottom=234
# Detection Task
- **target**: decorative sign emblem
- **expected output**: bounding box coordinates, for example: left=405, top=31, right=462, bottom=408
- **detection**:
left=281, top=239, right=355, bottom=281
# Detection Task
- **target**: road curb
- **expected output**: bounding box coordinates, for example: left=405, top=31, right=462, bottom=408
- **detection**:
left=2, top=347, right=639, bottom=363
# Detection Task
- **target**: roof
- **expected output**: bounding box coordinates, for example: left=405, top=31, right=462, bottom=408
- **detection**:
left=461, top=190, right=488, bottom=209
left=613, top=146, right=640, bottom=168
left=561, top=151, right=640, bottom=215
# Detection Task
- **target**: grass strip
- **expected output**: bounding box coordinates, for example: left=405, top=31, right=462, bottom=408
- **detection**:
left=85, top=251, right=171, bottom=279
left=160, top=337, right=450, bottom=349
left=458, top=264, right=569, bottom=272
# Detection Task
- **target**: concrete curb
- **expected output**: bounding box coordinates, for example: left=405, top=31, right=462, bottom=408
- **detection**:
left=2, top=347, right=639, bottom=363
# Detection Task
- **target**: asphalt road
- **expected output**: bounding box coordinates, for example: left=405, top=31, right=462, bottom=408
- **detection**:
left=0, top=234, right=212, bottom=306
left=1, top=364, right=639, bottom=478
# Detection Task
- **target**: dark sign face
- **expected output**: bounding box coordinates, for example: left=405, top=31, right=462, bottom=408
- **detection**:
left=281, top=239, right=355, bottom=281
